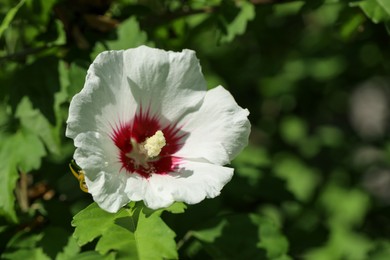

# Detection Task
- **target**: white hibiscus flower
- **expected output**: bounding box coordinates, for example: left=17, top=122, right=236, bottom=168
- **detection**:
left=66, top=45, right=250, bottom=213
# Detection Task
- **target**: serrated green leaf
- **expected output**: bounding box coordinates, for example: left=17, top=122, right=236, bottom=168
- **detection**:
left=55, top=235, right=80, bottom=260
left=72, top=202, right=179, bottom=260
left=65, top=251, right=113, bottom=260
left=218, top=1, right=255, bottom=43
left=192, top=219, right=227, bottom=243
left=353, top=0, right=390, bottom=23
left=13, top=130, right=46, bottom=172
left=72, top=203, right=130, bottom=246
left=129, top=209, right=178, bottom=259
left=95, top=222, right=139, bottom=259
left=9, top=56, right=60, bottom=125
left=0, top=129, right=46, bottom=222
left=91, top=17, right=149, bottom=59
left=0, top=143, right=18, bottom=222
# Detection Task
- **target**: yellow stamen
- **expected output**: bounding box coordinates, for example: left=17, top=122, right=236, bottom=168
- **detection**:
left=141, top=130, right=166, bottom=158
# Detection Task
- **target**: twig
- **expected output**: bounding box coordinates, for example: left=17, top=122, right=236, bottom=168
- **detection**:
left=177, top=230, right=193, bottom=250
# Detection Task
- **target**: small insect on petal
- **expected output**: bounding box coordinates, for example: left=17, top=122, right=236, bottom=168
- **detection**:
left=69, top=160, right=89, bottom=193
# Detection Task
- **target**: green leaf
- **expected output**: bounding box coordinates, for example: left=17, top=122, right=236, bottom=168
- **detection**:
left=12, top=130, right=46, bottom=172
left=0, top=121, right=47, bottom=222
left=353, top=0, right=390, bottom=23
left=91, top=17, right=149, bottom=59
left=9, top=56, right=61, bottom=125
left=233, top=145, right=271, bottom=168
left=2, top=227, right=79, bottom=260
left=39, top=227, right=75, bottom=259
left=67, top=62, right=88, bottom=99
left=162, top=201, right=187, bottom=214
left=55, top=235, right=80, bottom=260
left=252, top=215, right=291, bottom=259
left=95, top=224, right=139, bottom=259
left=320, top=185, right=370, bottom=227
left=217, top=1, right=255, bottom=43
left=2, top=231, right=50, bottom=260
left=273, top=155, right=320, bottom=202
left=25, top=0, right=58, bottom=25
left=192, top=214, right=290, bottom=259
left=306, top=225, right=372, bottom=260
left=0, top=140, right=19, bottom=222
left=0, top=0, right=26, bottom=39
left=64, top=251, right=113, bottom=260
left=72, top=203, right=130, bottom=246
left=72, top=202, right=180, bottom=260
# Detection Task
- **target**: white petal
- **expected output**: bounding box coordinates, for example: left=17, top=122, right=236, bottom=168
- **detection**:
left=139, top=160, right=234, bottom=209
left=73, top=131, right=129, bottom=213
left=66, top=50, right=137, bottom=139
left=122, top=45, right=206, bottom=122
left=176, top=86, right=251, bottom=165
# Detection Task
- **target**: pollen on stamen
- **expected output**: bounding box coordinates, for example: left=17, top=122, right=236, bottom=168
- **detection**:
left=141, top=130, right=166, bottom=158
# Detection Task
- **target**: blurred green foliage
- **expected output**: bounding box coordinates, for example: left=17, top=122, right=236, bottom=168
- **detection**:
left=1, top=0, right=390, bottom=259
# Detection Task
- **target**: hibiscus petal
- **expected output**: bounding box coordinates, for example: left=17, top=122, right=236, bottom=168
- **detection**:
left=138, top=160, right=234, bottom=209
left=73, top=131, right=129, bottom=213
left=66, top=50, right=136, bottom=139
left=123, top=46, right=206, bottom=122
left=175, top=86, right=251, bottom=165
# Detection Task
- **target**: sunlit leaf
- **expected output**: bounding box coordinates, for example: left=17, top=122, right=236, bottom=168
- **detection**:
left=0, top=146, right=18, bottom=223
left=217, top=1, right=255, bottom=43
left=72, top=203, right=129, bottom=246
left=56, top=235, right=80, bottom=260
left=0, top=115, right=47, bottom=222
left=353, top=0, right=390, bottom=23
left=91, top=17, right=149, bottom=59
left=72, top=202, right=180, bottom=260
left=65, top=251, right=112, bottom=260
left=15, top=97, right=57, bottom=155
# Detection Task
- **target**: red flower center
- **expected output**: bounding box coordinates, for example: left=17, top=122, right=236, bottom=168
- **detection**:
left=111, top=109, right=186, bottom=178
